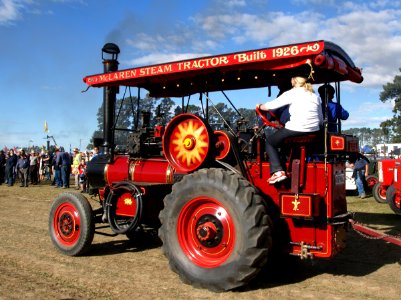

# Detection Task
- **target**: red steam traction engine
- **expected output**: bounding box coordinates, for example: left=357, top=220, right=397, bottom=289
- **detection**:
left=377, top=158, right=401, bottom=215
left=49, top=40, right=364, bottom=291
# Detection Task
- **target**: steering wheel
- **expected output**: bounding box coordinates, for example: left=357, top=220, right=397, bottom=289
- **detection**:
left=255, top=105, right=284, bottom=129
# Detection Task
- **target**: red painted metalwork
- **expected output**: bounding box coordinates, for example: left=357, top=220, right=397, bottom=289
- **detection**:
left=332, top=56, right=348, bottom=75
left=130, top=159, right=175, bottom=184
left=115, top=192, right=137, bottom=217
left=105, top=155, right=129, bottom=185
left=52, top=202, right=82, bottom=247
left=378, top=159, right=399, bottom=186
left=154, top=125, right=165, bottom=138
left=163, top=114, right=212, bottom=172
left=214, top=130, right=231, bottom=160
left=280, top=194, right=319, bottom=218
left=389, top=174, right=401, bottom=213
left=247, top=160, right=347, bottom=258
left=84, top=41, right=325, bottom=86
left=314, top=54, right=334, bottom=69
left=82, top=40, right=363, bottom=98
left=330, top=135, right=345, bottom=151
left=177, top=196, right=235, bottom=268
left=104, top=156, right=176, bottom=185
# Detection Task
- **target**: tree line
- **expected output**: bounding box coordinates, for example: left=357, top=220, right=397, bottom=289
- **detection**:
left=89, top=93, right=258, bottom=149
left=342, top=128, right=389, bottom=151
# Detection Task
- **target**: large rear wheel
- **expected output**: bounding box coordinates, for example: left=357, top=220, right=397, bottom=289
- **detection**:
left=49, top=192, right=95, bottom=256
left=372, top=183, right=387, bottom=204
left=386, top=185, right=401, bottom=215
left=159, top=168, right=271, bottom=291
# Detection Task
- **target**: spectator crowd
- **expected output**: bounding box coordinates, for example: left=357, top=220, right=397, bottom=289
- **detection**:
left=0, top=146, right=99, bottom=193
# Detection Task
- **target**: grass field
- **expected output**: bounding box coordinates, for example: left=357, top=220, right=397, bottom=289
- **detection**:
left=347, top=192, right=401, bottom=234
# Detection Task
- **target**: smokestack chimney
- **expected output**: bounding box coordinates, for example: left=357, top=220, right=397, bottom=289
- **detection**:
left=101, top=43, right=120, bottom=160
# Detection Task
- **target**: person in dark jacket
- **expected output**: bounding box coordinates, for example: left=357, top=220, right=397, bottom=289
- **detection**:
left=318, top=84, right=349, bottom=133
left=52, top=148, right=62, bottom=187
left=16, top=150, right=30, bottom=187
left=5, top=149, right=18, bottom=186
left=56, top=147, right=70, bottom=188
left=350, top=152, right=370, bottom=198
left=0, top=150, right=5, bottom=185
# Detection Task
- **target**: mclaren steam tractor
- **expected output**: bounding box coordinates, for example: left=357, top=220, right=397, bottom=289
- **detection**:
left=49, top=40, right=371, bottom=291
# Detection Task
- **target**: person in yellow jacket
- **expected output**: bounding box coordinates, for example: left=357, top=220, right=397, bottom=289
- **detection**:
left=71, top=148, right=81, bottom=189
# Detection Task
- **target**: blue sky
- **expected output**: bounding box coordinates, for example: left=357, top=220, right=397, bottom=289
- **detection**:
left=0, top=0, right=400, bottom=150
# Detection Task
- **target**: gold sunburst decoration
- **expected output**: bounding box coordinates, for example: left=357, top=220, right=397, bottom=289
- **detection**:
left=171, top=119, right=209, bottom=168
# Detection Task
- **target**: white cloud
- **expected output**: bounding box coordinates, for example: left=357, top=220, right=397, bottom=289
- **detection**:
left=342, top=115, right=390, bottom=129
left=0, top=0, right=20, bottom=25
left=186, top=4, right=401, bottom=89
left=225, top=0, right=247, bottom=7
left=316, top=8, right=401, bottom=88
left=0, top=0, right=84, bottom=26
left=368, top=0, right=401, bottom=9
left=358, top=100, right=394, bottom=114
left=51, top=0, right=87, bottom=3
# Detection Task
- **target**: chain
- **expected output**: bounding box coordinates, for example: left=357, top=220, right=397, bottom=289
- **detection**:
left=350, top=213, right=401, bottom=241
left=350, top=221, right=391, bottom=240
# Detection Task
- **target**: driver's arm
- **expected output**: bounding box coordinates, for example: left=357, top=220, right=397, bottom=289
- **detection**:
left=256, top=103, right=268, bottom=111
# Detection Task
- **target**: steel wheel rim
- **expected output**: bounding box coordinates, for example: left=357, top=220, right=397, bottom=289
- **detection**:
left=366, top=177, right=377, bottom=188
left=394, top=191, right=401, bottom=210
left=378, top=185, right=387, bottom=200
left=53, top=202, right=81, bottom=246
left=177, top=197, right=235, bottom=268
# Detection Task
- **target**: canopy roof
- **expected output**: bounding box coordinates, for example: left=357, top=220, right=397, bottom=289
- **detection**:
left=83, top=40, right=363, bottom=97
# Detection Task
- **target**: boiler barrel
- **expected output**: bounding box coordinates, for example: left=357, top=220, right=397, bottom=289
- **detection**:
left=130, top=159, right=174, bottom=184
left=86, top=155, right=176, bottom=188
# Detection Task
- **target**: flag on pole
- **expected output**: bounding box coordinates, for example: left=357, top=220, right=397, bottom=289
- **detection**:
left=44, top=120, right=48, bottom=133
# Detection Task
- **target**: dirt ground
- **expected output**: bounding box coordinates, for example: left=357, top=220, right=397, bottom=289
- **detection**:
left=0, top=182, right=400, bottom=300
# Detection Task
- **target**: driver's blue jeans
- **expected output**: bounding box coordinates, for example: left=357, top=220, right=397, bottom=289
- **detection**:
left=355, top=170, right=366, bottom=195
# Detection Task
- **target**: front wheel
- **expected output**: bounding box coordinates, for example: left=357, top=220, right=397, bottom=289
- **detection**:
left=386, top=185, right=401, bottom=215
left=372, top=183, right=387, bottom=203
left=365, top=175, right=378, bottom=191
left=159, top=168, right=271, bottom=291
left=49, top=192, right=95, bottom=256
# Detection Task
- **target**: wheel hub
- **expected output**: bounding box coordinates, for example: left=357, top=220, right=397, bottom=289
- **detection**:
left=195, top=215, right=223, bottom=247
left=183, top=135, right=196, bottom=150
left=395, top=198, right=401, bottom=209
left=59, top=212, right=78, bottom=236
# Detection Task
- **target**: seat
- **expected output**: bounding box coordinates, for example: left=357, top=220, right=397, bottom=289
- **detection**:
left=282, top=133, right=320, bottom=192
